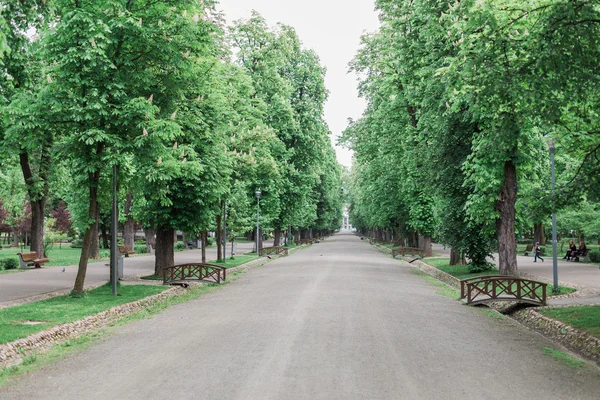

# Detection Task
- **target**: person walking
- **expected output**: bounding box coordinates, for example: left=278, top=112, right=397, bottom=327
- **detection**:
left=534, top=242, right=544, bottom=262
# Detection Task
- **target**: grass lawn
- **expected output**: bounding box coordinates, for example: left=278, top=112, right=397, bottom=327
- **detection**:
left=209, top=254, right=258, bottom=268
left=0, top=246, right=110, bottom=268
left=422, top=258, right=575, bottom=296
left=0, top=283, right=168, bottom=344
left=539, top=306, right=600, bottom=339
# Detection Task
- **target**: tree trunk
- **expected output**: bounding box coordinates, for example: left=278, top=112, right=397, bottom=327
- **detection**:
left=496, top=160, right=518, bottom=276
left=273, top=227, right=281, bottom=247
left=450, top=248, right=466, bottom=265
left=89, top=216, right=100, bottom=259
left=420, top=235, right=432, bottom=257
left=201, top=230, right=207, bottom=264
left=154, top=226, right=175, bottom=277
left=73, top=171, right=100, bottom=294
left=123, top=192, right=135, bottom=251
left=19, top=152, right=49, bottom=258
left=12, top=228, right=19, bottom=247
left=533, top=223, right=545, bottom=246
left=144, top=226, right=156, bottom=247
left=29, top=199, right=45, bottom=257
left=216, top=213, right=222, bottom=262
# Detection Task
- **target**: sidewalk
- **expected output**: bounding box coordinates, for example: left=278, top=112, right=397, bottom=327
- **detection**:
left=0, top=240, right=272, bottom=306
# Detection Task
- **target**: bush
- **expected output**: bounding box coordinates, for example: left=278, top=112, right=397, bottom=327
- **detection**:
left=70, top=238, right=84, bottom=248
left=589, top=251, right=600, bottom=263
left=174, top=241, right=185, bottom=250
left=134, top=244, right=148, bottom=254
left=206, top=237, right=215, bottom=246
left=0, top=258, right=19, bottom=270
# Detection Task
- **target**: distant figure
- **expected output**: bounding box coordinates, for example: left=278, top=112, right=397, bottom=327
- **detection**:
left=534, top=242, right=544, bottom=263
left=564, top=240, right=577, bottom=261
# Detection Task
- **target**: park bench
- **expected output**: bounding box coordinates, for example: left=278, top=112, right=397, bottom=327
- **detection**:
left=391, top=247, right=425, bottom=259
left=17, top=252, right=49, bottom=269
left=523, top=244, right=534, bottom=256
left=163, top=263, right=226, bottom=285
left=259, top=246, right=289, bottom=257
left=118, top=246, right=135, bottom=258
left=573, top=248, right=591, bottom=263
left=460, top=275, right=547, bottom=306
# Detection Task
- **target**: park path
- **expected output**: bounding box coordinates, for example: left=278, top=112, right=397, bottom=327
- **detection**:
left=2, top=232, right=600, bottom=400
left=0, top=241, right=264, bottom=305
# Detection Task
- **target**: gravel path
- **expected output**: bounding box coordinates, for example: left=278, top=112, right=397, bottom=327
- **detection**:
left=2, top=233, right=600, bottom=400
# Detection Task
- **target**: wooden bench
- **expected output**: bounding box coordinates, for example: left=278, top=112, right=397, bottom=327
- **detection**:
left=118, top=246, right=134, bottom=257
left=391, top=247, right=425, bottom=259
left=17, top=252, right=49, bottom=269
left=573, top=248, right=591, bottom=263
left=523, top=244, right=534, bottom=256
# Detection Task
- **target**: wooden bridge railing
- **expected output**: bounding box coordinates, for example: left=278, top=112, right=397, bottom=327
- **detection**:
left=391, top=247, right=425, bottom=259
left=295, top=239, right=314, bottom=246
left=163, top=263, right=226, bottom=285
left=259, top=246, right=289, bottom=257
left=460, top=276, right=548, bottom=306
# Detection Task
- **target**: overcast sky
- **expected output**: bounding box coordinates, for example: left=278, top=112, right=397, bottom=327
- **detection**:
left=216, top=0, right=380, bottom=168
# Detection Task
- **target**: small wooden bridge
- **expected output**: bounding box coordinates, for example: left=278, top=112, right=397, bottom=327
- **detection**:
left=391, top=246, right=425, bottom=259
left=163, top=263, right=227, bottom=285
left=460, top=275, right=548, bottom=306
left=259, top=246, right=289, bottom=257
left=295, top=239, right=314, bottom=246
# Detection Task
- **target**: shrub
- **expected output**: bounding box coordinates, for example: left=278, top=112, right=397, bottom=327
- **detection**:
left=589, top=251, right=600, bottom=263
left=1, top=258, right=19, bottom=270
left=174, top=241, right=185, bottom=250
left=70, top=238, right=84, bottom=248
left=206, top=237, right=215, bottom=246
left=134, top=244, right=148, bottom=254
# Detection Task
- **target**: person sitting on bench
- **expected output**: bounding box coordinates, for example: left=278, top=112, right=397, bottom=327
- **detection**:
left=564, top=240, right=576, bottom=261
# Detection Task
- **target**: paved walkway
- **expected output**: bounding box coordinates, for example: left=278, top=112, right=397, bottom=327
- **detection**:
left=3, top=232, right=600, bottom=400
left=0, top=240, right=273, bottom=306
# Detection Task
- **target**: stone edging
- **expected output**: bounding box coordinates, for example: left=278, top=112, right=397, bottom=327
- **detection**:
left=371, top=242, right=600, bottom=366
left=0, top=248, right=310, bottom=370
left=0, top=286, right=184, bottom=368
left=512, top=307, right=600, bottom=364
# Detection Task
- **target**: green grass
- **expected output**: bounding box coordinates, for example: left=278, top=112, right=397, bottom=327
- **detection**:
left=422, top=258, right=576, bottom=296
left=543, top=347, right=584, bottom=368
left=208, top=254, right=258, bottom=268
left=539, top=306, right=600, bottom=339
left=0, top=283, right=168, bottom=344
left=412, top=269, right=459, bottom=298
left=0, top=246, right=110, bottom=268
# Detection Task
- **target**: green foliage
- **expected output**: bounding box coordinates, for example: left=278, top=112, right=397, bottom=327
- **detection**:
left=174, top=242, right=185, bottom=250
left=133, top=245, right=148, bottom=254
left=0, top=258, right=18, bottom=270
left=589, top=252, right=600, bottom=263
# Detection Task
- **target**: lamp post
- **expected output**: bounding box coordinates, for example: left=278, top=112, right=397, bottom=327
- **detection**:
left=549, top=140, right=559, bottom=294
left=111, top=164, right=118, bottom=296
left=255, top=189, right=261, bottom=254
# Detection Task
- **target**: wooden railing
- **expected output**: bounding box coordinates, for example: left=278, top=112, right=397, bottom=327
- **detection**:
left=460, top=276, right=548, bottom=306
left=259, top=246, right=289, bottom=256
left=391, top=247, right=425, bottom=259
left=163, top=263, right=226, bottom=285
left=295, top=239, right=314, bottom=246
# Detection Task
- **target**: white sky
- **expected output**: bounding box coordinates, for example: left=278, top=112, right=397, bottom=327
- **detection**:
left=216, top=0, right=380, bottom=168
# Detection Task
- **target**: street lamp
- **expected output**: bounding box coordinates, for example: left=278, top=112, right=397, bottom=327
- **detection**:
left=255, top=189, right=261, bottom=254
left=549, top=139, right=559, bottom=294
